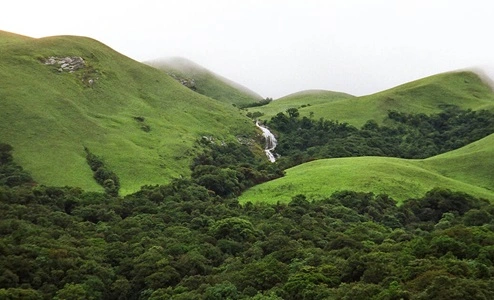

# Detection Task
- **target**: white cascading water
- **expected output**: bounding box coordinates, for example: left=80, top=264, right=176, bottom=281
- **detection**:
left=256, top=121, right=277, bottom=162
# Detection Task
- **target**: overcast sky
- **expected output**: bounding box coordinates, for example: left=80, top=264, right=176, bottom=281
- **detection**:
left=2, top=0, right=494, bottom=98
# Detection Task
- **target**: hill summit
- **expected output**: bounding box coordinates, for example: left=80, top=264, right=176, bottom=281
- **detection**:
left=146, top=57, right=263, bottom=107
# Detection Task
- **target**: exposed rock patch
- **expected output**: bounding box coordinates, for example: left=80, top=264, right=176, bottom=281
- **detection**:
left=44, top=56, right=86, bottom=73
left=168, top=73, right=196, bottom=90
left=43, top=56, right=98, bottom=87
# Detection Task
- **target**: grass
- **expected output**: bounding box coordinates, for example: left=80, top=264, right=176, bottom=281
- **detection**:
left=0, top=32, right=255, bottom=194
left=418, top=132, right=494, bottom=193
left=146, top=57, right=263, bottom=107
left=0, top=30, right=32, bottom=46
left=247, top=90, right=355, bottom=119
left=239, top=134, right=494, bottom=204
left=249, top=72, right=494, bottom=127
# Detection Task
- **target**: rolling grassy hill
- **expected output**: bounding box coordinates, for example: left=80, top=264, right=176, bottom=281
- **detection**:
left=0, top=31, right=256, bottom=194
left=238, top=133, right=494, bottom=204
left=248, top=89, right=355, bottom=118
left=249, top=71, right=494, bottom=127
left=417, top=131, right=494, bottom=193
left=145, top=57, right=263, bottom=107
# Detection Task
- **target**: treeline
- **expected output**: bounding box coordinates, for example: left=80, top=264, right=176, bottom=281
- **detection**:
left=267, top=107, right=494, bottom=168
left=2, top=175, right=494, bottom=299
left=239, top=98, right=273, bottom=109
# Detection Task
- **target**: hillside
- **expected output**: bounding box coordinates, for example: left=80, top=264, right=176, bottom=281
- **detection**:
left=0, top=30, right=32, bottom=45
left=419, top=131, right=494, bottom=192
left=249, top=71, right=494, bottom=127
left=0, top=31, right=255, bottom=194
left=146, top=57, right=263, bottom=107
left=248, top=89, right=355, bottom=118
left=239, top=134, right=494, bottom=204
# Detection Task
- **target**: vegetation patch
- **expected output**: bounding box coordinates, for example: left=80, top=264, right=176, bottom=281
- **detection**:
left=0, top=143, right=34, bottom=187
left=239, top=97, right=273, bottom=109
left=133, top=116, right=151, bottom=132
left=190, top=139, right=284, bottom=197
left=84, top=147, right=120, bottom=196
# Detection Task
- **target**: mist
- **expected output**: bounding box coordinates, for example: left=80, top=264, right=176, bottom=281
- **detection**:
left=2, top=0, right=494, bottom=98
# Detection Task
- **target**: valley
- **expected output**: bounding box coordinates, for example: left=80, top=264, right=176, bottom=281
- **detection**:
left=2, top=29, right=494, bottom=299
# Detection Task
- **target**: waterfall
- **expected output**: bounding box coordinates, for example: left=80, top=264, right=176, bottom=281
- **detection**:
left=256, top=121, right=277, bottom=162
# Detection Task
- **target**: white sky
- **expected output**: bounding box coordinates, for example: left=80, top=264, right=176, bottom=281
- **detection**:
left=2, top=0, right=494, bottom=98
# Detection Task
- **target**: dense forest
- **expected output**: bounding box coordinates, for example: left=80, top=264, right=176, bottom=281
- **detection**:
left=2, top=111, right=494, bottom=300
left=265, top=107, right=494, bottom=168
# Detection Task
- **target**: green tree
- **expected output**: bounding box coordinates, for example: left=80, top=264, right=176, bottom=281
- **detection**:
left=286, top=108, right=300, bottom=118
left=210, top=217, right=257, bottom=242
left=204, top=282, right=239, bottom=300
left=53, top=283, right=91, bottom=300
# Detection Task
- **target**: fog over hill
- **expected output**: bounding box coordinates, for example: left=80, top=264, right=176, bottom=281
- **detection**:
left=146, top=57, right=263, bottom=106
left=3, top=1, right=494, bottom=99
left=147, top=57, right=262, bottom=97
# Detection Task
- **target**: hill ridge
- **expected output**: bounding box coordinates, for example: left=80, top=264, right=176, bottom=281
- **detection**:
left=146, top=57, right=263, bottom=106
left=249, top=71, right=494, bottom=126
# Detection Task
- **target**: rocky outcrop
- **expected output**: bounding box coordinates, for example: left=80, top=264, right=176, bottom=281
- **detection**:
left=168, top=73, right=196, bottom=90
left=44, top=56, right=86, bottom=73
left=43, top=56, right=97, bottom=87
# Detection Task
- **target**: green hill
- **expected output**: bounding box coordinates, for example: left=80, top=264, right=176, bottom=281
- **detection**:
left=249, top=71, right=494, bottom=127
left=418, top=131, right=494, bottom=193
left=248, top=89, right=355, bottom=118
left=239, top=134, right=494, bottom=204
left=146, top=57, right=263, bottom=107
left=0, top=31, right=255, bottom=194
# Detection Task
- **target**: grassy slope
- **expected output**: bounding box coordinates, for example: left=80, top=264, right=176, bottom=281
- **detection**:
left=0, top=30, right=32, bottom=45
left=248, top=90, right=355, bottom=118
left=0, top=32, right=255, bottom=194
left=146, top=57, right=263, bottom=107
left=249, top=71, right=494, bottom=127
left=239, top=134, right=494, bottom=204
left=418, top=132, right=494, bottom=192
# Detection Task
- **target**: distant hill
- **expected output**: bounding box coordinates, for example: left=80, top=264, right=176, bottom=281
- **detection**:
left=146, top=57, right=263, bottom=107
left=248, top=89, right=355, bottom=118
left=0, top=31, right=255, bottom=194
left=249, top=71, right=494, bottom=127
left=239, top=133, right=494, bottom=204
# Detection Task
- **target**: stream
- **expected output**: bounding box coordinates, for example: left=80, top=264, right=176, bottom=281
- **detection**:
left=256, top=121, right=277, bottom=162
